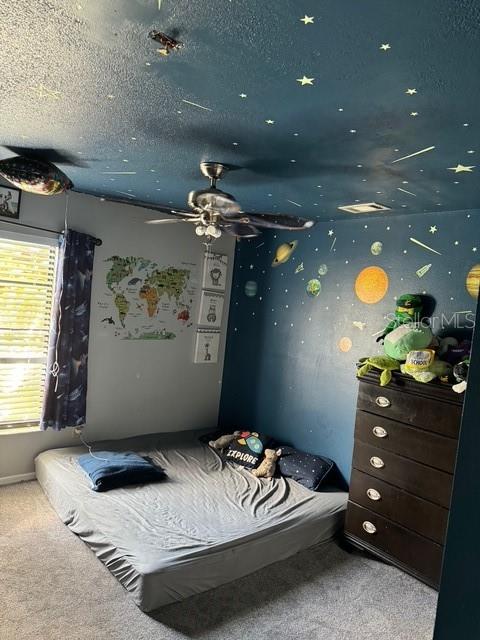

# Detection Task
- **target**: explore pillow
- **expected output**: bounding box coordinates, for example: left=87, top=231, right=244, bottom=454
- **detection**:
left=226, top=430, right=271, bottom=468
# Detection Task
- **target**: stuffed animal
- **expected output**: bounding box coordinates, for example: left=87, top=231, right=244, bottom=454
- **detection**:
left=440, top=339, right=471, bottom=366
left=209, top=431, right=241, bottom=452
left=376, top=294, right=423, bottom=342
left=384, top=323, right=433, bottom=361
left=250, top=448, right=282, bottom=478
left=452, top=359, right=469, bottom=393
left=357, top=355, right=401, bottom=386
left=401, top=354, right=451, bottom=383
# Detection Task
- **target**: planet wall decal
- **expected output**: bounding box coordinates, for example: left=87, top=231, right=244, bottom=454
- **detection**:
left=244, top=280, right=258, bottom=297
left=306, top=278, right=321, bottom=297
left=318, top=263, right=328, bottom=276
left=354, top=266, right=389, bottom=304
left=466, top=264, right=480, bottom=298
left=370, top=241, right=383, bottom=256
left=338, top=336, right=353, bottom=352
left=272, top=241, right=298, bottom=267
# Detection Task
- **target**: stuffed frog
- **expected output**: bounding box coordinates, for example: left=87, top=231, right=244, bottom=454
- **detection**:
left=357, top=355, right=401, bottom=386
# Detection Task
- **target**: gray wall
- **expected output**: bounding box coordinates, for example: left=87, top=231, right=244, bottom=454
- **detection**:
left=0, top=189, right=235, bottom=480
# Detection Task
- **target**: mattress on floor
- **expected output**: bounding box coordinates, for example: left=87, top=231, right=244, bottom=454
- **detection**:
left=35, top=430, right=347, bottom=612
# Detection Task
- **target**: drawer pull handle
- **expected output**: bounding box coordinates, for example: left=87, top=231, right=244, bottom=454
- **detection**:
left=367, top=488, right=381, bottom=501
left=370, top=456, right=385, bottom=469
left=362, top=521, right=377, bottom=534
left=373, top=426, right=388, bottom=438
left=375, top=396, right=391, bottom=408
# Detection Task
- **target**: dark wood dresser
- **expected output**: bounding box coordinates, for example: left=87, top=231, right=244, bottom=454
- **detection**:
left=344, top=370, right=463, bottom=588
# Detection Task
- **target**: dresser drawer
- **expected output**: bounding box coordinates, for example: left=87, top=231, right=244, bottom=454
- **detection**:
left=345, top=501, right=443, bottom=586
left=357, top=381, right=461, bottom=438
left=349, top=469, right=449, bottom=544
left=355, top=410, right=458, bottom=473
left=352, top=440, right=453, bottom=508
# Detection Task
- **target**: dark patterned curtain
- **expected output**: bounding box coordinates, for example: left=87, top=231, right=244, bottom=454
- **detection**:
left=40, top=230, right=96, bottom=430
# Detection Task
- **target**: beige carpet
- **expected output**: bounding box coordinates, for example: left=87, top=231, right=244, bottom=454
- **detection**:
left=0, top=481, right=437, bottom=640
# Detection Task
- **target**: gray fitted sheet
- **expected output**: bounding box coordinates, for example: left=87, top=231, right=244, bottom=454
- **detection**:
left=35, top=430, right=347, bottom=611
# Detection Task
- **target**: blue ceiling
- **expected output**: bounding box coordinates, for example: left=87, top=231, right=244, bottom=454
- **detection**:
left=1, top=0, right=478, bottom=220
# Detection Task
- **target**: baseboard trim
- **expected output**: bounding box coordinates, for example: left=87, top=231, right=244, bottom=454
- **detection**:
left=0, top=472, right=36, bottom=486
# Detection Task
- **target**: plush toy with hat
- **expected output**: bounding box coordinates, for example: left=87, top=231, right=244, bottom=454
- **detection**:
left=376, top=294, right=423, bottom=342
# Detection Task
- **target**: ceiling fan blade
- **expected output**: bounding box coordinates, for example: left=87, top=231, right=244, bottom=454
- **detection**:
left=102, top=195, right=197, bottom=217
left=236, top=212, right=316, bottom=230
left=145, top=218, right=188, bottom=225
left=2, top=146, right=88, bottom=168
left=218, top=222, right=261, bottom=238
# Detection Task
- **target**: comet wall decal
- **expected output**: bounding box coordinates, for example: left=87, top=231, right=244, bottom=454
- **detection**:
left=392, top=146, right=436, bottom=164
left=410, top=237, right=442, bottom=255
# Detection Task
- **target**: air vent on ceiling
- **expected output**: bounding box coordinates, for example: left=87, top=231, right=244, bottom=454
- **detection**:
left=337, top=202, right=392, bottom=214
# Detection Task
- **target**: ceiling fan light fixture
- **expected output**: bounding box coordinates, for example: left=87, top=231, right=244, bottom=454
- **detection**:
left=206, top=224, right=221, bottom=238
left=188, top=188, right=241, bottom=215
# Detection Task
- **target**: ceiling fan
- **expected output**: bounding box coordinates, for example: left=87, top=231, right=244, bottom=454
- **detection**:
left=142, top=162, right=316, bottom=240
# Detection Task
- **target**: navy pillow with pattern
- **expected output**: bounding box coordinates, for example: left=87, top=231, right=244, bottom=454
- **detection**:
left=277, top=446, right=334, bottom=491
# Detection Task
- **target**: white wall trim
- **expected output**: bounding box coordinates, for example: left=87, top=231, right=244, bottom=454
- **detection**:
left=0, top=472, right=36, bottom=486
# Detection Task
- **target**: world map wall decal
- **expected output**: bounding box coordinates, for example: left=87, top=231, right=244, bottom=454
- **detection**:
left=98, top=255, right=197, bottom=340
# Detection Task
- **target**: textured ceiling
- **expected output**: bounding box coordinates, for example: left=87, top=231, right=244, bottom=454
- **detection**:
left=0, top=0, right=479, bottom=220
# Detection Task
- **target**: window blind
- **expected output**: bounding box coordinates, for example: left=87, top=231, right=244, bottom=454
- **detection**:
left=0, top=236, right=58, bottom=429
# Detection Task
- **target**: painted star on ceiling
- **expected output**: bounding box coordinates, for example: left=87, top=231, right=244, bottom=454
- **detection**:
left=405, top=88, right=418, bottom=95
left=429, top=225, right=438, bottom=234
left=448, top=164, right=475, bottom=173
left=265, top=119, right=275, bottom=125
left=300, top=15, right=314, bottom=24
left=239, top=93, right=247, bottom=98
left=297, top=76, right=314, bottom=86
left=380, top=43, right=391, bottom=51
left=410, top=112, right=419, bottom=117
left=29, top=84, right=62, bottom=100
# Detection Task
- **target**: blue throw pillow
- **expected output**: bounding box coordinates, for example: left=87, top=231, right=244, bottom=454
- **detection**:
left=78, top=451, right=166, bottom=492
left=277, top=446, right=334, bottom=491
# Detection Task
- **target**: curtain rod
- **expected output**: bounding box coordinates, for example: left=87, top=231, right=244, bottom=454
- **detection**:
left=0, top=218, right=102, bottom=246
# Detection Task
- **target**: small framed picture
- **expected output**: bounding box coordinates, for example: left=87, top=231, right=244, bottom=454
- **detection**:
left=194, top=329, right=220, bottom=364
left=198, top=291, right=224, bottom=328
left=202, top=252, right=228, bottom=292
left=0, top=185, right=21, bottom=219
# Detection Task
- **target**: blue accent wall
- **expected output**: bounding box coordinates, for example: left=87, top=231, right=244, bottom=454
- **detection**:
left=219, top=209, right=480, bottom=480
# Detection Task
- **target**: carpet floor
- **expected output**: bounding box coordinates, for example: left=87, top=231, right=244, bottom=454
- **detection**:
left=0, top=481, right=437, bottom=640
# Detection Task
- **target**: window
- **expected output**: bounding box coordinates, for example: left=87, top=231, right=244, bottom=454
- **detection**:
left=0, top=234, right=58, bottom=430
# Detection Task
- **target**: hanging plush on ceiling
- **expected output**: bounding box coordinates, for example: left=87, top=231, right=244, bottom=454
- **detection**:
left=0, top=156, right=73, bottom=195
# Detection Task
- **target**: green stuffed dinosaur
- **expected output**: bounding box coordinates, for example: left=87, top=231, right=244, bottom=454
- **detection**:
left=357, top=355, right=401, bottom=386
left=376, top=294, right=423, bottom=342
